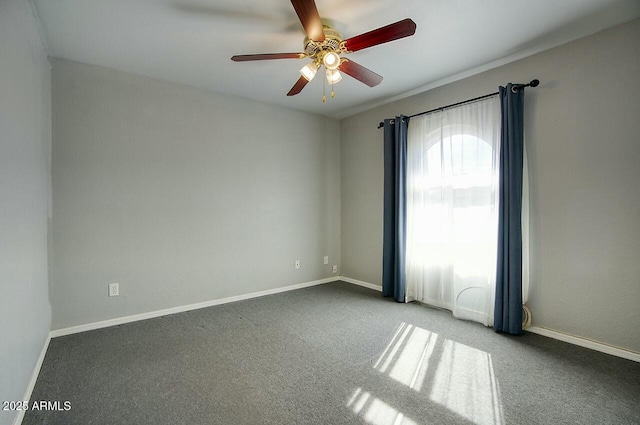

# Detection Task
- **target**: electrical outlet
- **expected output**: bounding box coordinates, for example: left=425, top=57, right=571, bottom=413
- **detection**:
left=324, top=256, right=329, bottom=265
left=108, top=283, right=119, bottom=297
left=332, top=265, right=338, bottom=273
left=295, top=260, right=301, bottom=270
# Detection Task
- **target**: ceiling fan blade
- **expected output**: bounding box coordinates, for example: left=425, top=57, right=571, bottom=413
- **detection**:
left=287, top=76, right=310, bottom=96
left=342, top=18, right=416, bottom=52
left=339, top=59, right=383, bottom=87
left=231, top=53, right=304, bottom=62
left=290, top=0, right=326, bottom=42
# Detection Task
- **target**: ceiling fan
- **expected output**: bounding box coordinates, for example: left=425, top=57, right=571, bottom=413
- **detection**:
left=231, top=0, right=417, bottom=100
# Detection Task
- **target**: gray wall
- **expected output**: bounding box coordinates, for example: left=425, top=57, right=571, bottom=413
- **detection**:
left=341, top=19, right=640, bottom=353
left=0, top=1, right=52, bottom=424
left=51, top=59, right=341, bottom=330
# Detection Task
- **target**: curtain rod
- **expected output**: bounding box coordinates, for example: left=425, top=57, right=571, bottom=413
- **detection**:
left=377, top=79, right=539, bottom=129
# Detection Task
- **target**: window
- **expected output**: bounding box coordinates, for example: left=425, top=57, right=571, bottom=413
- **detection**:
left=406, top=97, right=500, bottom=326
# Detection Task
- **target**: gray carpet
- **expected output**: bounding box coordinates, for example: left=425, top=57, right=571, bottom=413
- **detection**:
left=24, top=281, right=640, bottom=425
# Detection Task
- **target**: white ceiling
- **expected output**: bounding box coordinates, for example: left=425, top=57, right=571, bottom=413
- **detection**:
left=32, top=0, right=640, bottom=119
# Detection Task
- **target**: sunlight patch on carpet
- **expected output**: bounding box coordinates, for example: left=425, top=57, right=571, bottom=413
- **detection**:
left=372, top=322, right=504, bottom=425
left=347, top=387, right=418, bottom=425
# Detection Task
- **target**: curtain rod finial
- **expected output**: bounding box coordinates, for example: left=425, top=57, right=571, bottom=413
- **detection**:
left=529, top=79, right=540, bottom=87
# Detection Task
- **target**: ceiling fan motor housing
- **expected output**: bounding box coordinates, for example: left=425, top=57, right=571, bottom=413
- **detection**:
left=303, top=25, right=343, bottom=61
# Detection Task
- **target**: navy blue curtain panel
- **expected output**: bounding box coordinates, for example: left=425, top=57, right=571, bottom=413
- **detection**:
left=382, top=116, right=408, bottom=302
left=494, top=84, right=525, bottom=335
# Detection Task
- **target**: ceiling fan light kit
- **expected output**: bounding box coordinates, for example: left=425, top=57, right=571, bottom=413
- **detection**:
left=322, top=51, right=340, bottom=70
left=326, top=68, right=342, bottom=84
left=300, top=61, right=320, bottom=81
left=231, top=0, right=416, bottom=102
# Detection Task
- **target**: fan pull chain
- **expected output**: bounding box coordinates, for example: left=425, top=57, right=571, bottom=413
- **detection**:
left=322, top=77, right=326, bottom=103
left=331, top=83, right=335, bottom=99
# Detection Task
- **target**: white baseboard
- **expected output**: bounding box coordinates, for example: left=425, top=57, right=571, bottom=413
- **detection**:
left=527, top=326, right=640, bottom=363
left=340, top=276, right=382, bottom=292
left=339, top=278, right=639, bottom=363
left=12, top=334, right=51, bottom=425
left=50, top=276, right=340, bottom=338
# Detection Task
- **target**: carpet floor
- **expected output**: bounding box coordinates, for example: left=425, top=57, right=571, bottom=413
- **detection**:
left=24, top=281, right=640, bottom=424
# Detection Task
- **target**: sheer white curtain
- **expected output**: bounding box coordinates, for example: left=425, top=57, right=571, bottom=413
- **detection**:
left=406, top=96, right=500, bottom=326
